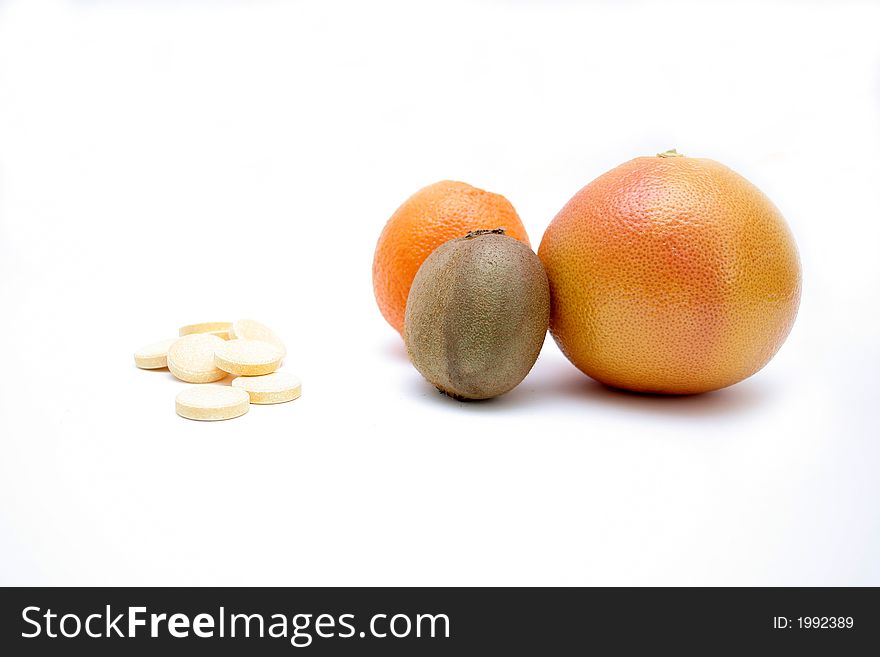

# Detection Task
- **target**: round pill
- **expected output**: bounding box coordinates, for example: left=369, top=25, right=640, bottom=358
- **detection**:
left=232, top=372, right=302, bottom=404
left=167, top=334, right=227, bottom=383
left=231, top=319, right=287, bottom=358
left=133, top=338, right=177, bottom=369
left=179, top=321, right=232, bottom=337
left=214, top=339, right=283, bottom=376
left=175, top=385, right=250, bottom=421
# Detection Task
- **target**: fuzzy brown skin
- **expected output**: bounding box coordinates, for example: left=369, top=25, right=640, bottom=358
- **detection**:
left=404, top=232, right=550, bottom=400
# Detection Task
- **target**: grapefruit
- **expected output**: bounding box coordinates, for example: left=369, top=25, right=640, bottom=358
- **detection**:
left=538, top=150, right=801, bottom=394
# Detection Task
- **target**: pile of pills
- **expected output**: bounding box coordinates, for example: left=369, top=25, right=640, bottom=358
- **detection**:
left=134, top=320, right=301, bottom=421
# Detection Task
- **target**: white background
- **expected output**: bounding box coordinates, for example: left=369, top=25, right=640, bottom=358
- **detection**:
left=1, top=0, right=878, bottom=586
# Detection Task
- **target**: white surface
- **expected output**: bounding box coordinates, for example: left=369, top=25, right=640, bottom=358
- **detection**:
left=1, top=0, right=878, bottom=586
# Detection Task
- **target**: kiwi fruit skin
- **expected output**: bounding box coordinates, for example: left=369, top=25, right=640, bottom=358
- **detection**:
left=404, top=231, right=550, bottom=400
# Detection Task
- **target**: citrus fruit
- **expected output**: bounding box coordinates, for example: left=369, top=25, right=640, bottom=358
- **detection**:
left=538, top=150, right=801, bottom=394
left=373, top=181, right=530, bottom=335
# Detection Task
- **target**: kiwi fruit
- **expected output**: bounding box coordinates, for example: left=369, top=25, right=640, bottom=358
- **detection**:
left=404, top=229, right=550, bottom=400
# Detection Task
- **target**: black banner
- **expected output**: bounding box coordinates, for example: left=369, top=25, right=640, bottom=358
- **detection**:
left=0, top=587, right=876, bottom=654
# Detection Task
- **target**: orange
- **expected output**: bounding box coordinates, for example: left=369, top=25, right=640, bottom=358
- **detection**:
left=373, top=180, right=530, bottom=335
left=538, top=151, right=801, bottom=394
